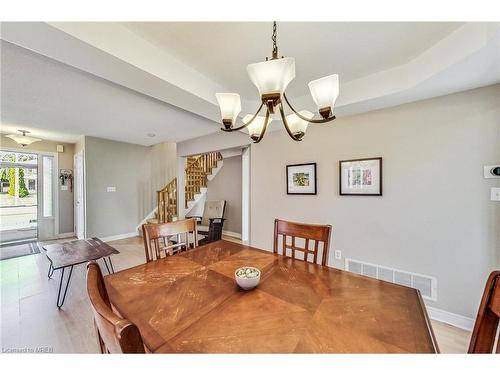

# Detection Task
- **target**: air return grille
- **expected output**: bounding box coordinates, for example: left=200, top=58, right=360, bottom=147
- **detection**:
left=345, top=258, right=437, bottom=301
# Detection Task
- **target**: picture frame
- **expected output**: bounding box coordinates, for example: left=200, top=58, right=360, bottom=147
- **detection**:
left=286, top=163, right=317, bottom=195
left=339, top=157, right=382, bottom=196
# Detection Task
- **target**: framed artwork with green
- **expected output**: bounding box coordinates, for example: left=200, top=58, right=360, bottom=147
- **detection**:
left=286, top=163, right=317, bottom=195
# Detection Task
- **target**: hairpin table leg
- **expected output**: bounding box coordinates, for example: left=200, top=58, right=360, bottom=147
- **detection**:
left=103, top=257, right=111, bottom=274
left=56, top=265, right=74, bottom=309
left=47, top=263, right=55, bottom=279
left=107, top=256, right=115, bottom=273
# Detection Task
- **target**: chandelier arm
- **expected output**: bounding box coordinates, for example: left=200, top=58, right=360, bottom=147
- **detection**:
left=278, top=102, right=303, bottom=142
left=282, top=93, right=336, bottom=124
left=252, top=108, right=271, bottom=143
left=220, top=102, right=265, bottom=132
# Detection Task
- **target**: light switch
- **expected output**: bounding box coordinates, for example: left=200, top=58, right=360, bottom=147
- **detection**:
left=107, top=186, right=116, bottom=193
left=491, top=187, right=500, bottom=201
left=60, top=185, right=68, bottom=191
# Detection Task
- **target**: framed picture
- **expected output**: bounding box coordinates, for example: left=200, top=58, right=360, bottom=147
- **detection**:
left=286, top=163, right=317, bottom=195
left=339, top=157, right=382, bottom=196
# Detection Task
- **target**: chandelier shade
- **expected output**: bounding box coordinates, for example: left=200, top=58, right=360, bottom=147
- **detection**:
left=308, top=74, right=339, bottom=115
left=215, top=93, right=242, bottom=127
left=217, top=22, right=339, bottom=143
left=285, top=110, right=314, bottom=139
left=243, top=114, right=272, bottom=141
left=247, top=57, right=296, bottom=98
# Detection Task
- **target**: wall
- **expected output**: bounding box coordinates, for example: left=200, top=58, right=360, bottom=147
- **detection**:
left=177, top=84, right=500, bottom=319
left=0, top=136, right=75, bottom=234
left=84, top=136, right=151, bottom=238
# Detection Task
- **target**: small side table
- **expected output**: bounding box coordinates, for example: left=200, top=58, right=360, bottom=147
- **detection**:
left=43, top=238, right=120, bottom=308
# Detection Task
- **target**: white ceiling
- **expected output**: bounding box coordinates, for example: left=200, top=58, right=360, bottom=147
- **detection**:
left=0, top=40, right=217, bottom=146
left=122, top=22, right=463, bottom=98
left=1, top=22, right=499, bottom=145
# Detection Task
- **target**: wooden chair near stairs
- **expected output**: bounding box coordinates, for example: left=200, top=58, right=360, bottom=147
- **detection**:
left=142, top=218, right=198, bottom=262
left=187, top=200, right=226, bottom=246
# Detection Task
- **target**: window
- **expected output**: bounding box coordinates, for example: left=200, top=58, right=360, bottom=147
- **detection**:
left=43, top=156, right=53, bottom=217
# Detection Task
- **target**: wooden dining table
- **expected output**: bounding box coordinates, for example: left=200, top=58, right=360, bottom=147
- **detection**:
left=104, top=240, right=439, bottom=353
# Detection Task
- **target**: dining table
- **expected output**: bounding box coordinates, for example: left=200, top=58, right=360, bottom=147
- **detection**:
left=104, top=240, right=439, bottom=353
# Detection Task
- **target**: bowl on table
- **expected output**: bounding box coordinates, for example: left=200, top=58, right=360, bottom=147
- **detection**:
left=234, top=266, right=261, bottom=290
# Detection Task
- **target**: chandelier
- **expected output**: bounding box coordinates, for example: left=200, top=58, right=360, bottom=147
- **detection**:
left=216, top=22, right=339, bottom=143
left=5, top=130, right=41, bottom=147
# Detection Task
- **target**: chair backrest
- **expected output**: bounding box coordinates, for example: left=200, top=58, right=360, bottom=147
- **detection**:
left=468, top=270, right=500, bottom=353
left=86, top=261, right=145, bottom=353
left=142, top=218, right=198, bottom=262
left=201, top=200, right=226, bottom=226
left=273, top=218, right=332, bottom=266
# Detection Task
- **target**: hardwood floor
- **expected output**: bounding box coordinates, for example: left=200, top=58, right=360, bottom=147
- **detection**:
left=0, top=236, right=470, bottom=353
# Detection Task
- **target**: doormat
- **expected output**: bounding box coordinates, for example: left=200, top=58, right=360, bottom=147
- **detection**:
left=0, top=241, right=41, bottom=261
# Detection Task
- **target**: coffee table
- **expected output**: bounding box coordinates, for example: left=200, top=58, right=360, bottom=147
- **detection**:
left=43, top=238, right=120, bottom=308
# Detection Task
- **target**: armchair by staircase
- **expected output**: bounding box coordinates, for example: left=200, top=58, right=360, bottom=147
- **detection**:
left=187, top=200, right=226, bottom=245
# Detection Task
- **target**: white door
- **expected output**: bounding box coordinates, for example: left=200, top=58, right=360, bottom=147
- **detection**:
left=37, top=155, right=56, bottom=240
left=74, top=151, right=85, bottom=239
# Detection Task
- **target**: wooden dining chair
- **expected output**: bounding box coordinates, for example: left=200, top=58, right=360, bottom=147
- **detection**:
left=86, top=261, right=146, bottom=353
left=468, top=270, right=500, bottom=353
left=273, top=218, right=332, bottom=266
left=142, top=218, right=198, bottom=262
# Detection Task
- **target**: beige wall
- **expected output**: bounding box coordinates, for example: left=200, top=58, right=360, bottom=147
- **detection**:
left=206, top=155, right=242, bottom=234
left=83, top=136, right=176, bottom=238
left=178, top=84, right=500, bottom=319
left=0, top=136, right=75, bottom=234
left=84, top=136, right=151, bottom=238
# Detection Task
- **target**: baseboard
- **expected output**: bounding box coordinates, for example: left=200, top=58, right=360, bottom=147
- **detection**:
left=100, top=232, right=138, bottom=243
left=222, top=230, right=242, bottom=239
left=426, top=305, right=474, bottom=331
left=57, top=232, right=75, bottom=239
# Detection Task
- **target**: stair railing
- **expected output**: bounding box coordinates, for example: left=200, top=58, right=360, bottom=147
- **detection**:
left=156, top=177, right=177, bottom=223
left=185, top=151, right=222, bottom=208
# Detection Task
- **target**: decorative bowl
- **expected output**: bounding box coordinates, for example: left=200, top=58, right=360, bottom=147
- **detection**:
left=235, top=266, right=261, bottom=290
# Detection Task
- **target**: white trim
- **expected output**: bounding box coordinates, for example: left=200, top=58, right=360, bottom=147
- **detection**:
left=426, top=306, right=474, bottom=332
left=222, top=230, right=242, bottom=239
left=136, top=207, right=157, bottom=231
left=100, top=232, right=138, bottom=243
left=241, top=146, right=250, bottom=243
left=57, top=232, right=75, bottom=239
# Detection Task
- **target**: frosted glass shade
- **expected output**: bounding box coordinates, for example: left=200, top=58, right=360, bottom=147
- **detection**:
left=216, top=93, right=241, bottom=126
left=247, top=57, right=295, bottom=97
left=6, top=134, right=41, bottom=147
left=308, top=74, right=339, bottom=112
left=243, top=114, right=272, bottom=140
left=285, top=110, right=314, bottom=138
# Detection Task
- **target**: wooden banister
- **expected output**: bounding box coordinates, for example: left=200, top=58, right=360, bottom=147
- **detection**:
left=155, top=152, right=222, bottom=223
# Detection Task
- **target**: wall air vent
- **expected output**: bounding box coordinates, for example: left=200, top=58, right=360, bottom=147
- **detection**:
left=345, top=258, right=437, bottom=301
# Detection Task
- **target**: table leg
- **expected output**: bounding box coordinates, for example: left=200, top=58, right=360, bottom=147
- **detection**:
left=103, top=257, right=111, bottom=274
left=107, top=256, right=115, bottom=273
left=47, top=263, right=55, bottom=279
left=56, top=266, right=74, bottom=309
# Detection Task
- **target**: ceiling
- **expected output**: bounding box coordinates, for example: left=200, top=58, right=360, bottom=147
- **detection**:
left=1, top=22, right=499, bottom=145
left=122, top=22, right=463, bottom=98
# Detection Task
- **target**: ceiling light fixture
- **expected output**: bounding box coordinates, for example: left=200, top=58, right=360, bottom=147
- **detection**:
left=5, top=130, right=41, bottom=147
left=216, top=22, right=339, bottom=143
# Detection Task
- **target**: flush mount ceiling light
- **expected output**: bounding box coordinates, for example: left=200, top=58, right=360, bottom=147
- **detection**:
left=216, top=22, right=339, bottom=143
left=5, top=130, right=41, bottom=147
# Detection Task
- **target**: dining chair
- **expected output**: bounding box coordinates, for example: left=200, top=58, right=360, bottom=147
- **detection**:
left=273, top=218, right=332, bottom=266
left=86, top=261, right=146, bottom=353
left=468, top=270, right=500, bottom=353
left=142, top=218, right=198, bottom=262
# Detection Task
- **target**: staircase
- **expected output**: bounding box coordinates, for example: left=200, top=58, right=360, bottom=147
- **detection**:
left=185, top=152, right=223, bottom=209
left=147, top=151, right=223, bottom=225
